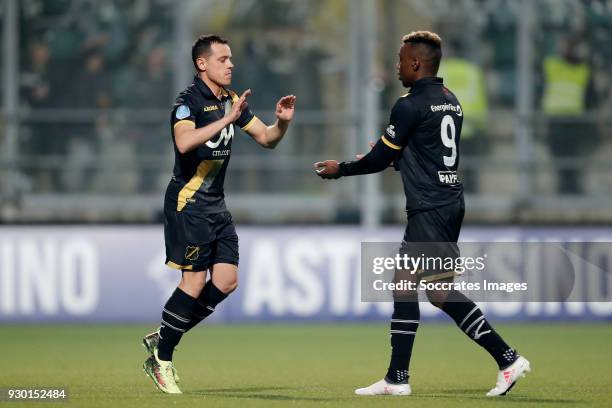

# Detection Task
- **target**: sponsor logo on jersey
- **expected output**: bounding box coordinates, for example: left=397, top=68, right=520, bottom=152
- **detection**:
left=430, top=103, right=462, bottom=116
left=386, top=124, right=396, bottom=138
left=176, top=105, right=191, bottom=119
left=206, top=124, right=234, bottom=148
left=212, top=149, right=230, bottom=157
left=203, top=105, right=219, bottom=112
left=438, top=170, right=460, bottom=184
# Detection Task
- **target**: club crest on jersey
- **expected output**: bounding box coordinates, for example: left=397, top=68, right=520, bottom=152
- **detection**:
left=185, top=246, right=200, bottom=261
left=176, top=105, right=191, bottom=119
left=206, top=124, right=234, bottom=148
left=386, top=124, right=396, bottom=138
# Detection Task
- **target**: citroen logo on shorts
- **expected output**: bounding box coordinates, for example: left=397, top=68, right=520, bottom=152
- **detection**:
left=185, top=246, right=200, bottom=261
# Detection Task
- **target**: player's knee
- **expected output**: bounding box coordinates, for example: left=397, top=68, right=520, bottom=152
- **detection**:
left=425, top=289, right=447, bottom=309
left=183, top=271, right=207, bottom=291
left=216, top=276, right=238, bottom=294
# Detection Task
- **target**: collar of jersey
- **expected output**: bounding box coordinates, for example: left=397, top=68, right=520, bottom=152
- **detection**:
left=194, top=75, right=229, bottom=101
left=411, top=76, right=443, bottom=90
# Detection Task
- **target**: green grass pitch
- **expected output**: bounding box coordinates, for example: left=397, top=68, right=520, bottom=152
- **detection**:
left=1, top=323, right=611, bottom=407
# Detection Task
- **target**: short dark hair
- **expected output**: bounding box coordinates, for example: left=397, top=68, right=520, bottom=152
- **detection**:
left=192, top=34, right=228, bottom=71
left=402, top=31, right=442, bottom=73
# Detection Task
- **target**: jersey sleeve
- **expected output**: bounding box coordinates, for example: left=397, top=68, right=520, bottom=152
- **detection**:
left=381, top=98, right=419, bottom=150
left=339, top=138, right=401, bottom=177
left=171, top=97, right=197, bottom=130
left=236, top=106, right=257, bottom=131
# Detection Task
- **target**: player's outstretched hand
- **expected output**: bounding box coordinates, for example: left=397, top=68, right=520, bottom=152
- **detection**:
left=228, top=89, right=251, bottom=122
left=276, top=95, right=296, bottom=121
left=355, top=141, right=376, bottom=160
left=314, top=160, right=341, bottom=179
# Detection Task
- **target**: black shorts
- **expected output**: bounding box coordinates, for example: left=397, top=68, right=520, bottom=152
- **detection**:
left=164, top=208, right=239, bottom=272
left=400, top=198, right=465, bottom=281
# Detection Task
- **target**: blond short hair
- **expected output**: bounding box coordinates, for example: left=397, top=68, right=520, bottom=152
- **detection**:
left=402, top=31, right=442, bottom=47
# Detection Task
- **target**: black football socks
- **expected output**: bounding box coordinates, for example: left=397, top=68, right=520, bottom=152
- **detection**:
left=184, top=280, right=229, bottom=332
left=157, top=288, right=196, bottom=361
left=441, top=290, right=518, bottom=369
left=385, top=300, right=420, bottom=384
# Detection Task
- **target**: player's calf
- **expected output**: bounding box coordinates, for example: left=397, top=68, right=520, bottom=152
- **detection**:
left=157, top=288, right=196, bottom=361
left=433, top=290, right=519, bottom=369
left=183, top=280, right=231, bottom=332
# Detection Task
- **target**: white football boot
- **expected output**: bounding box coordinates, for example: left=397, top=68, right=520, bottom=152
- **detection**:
left=355, top=379, right=411, bottom=396
left=486, top=355, right=531, bottom=397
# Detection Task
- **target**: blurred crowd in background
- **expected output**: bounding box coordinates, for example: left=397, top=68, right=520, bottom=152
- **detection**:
left=3, top=0, right=612, bottom=223
left=18, top=0, right=174, bottom=194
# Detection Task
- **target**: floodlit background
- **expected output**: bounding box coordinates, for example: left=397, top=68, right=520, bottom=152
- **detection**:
left=0, top=1, right=611, bottom=406
left=2, top=0, right=612, bottom=224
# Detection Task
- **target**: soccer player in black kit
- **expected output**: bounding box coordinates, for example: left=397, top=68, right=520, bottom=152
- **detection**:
left=142, top=35, right=296, bottom=394
left=315, top=31, right=530, bottom=397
